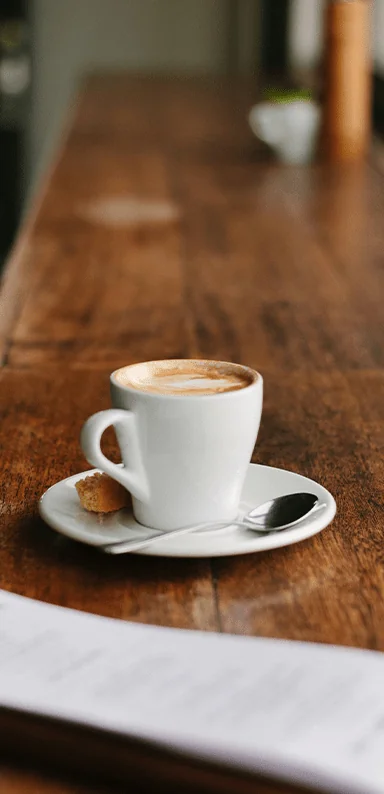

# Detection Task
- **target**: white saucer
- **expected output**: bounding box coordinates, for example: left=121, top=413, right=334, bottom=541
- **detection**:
left=39, top=464, right=336, bottom=558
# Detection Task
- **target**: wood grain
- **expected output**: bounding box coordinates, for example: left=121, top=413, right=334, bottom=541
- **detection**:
left=218, top=368, right=384, bottom=646
left=0, top=367, right=217, bottom=630
left=1, top=74, right=384, bottom=793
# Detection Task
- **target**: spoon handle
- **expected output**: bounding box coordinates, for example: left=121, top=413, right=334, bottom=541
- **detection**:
left=102, top=519, right=249, bottom=555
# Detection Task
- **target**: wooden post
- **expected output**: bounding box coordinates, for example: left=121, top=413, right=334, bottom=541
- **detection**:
left=323, top=0, right=372, bottom=162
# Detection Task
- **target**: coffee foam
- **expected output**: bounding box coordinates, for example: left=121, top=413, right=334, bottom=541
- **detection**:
left=114, top=360, right=255, bottom=396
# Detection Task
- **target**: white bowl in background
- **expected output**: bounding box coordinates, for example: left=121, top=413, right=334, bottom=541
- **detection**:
left=249, top=100, right=321, bottom=165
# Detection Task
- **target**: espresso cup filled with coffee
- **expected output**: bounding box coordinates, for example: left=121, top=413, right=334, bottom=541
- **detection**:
left=81, top=359, right=263, bottom=530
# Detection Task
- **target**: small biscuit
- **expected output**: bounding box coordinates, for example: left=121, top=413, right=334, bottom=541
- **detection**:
left=76, top=472, right=129, bottom=513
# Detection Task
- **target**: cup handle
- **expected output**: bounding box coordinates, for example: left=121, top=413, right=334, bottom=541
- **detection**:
left=80, top=409, right=150, bottom=502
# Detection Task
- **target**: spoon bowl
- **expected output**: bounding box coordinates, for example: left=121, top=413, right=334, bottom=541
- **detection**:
left=246, top=492, right=319, bottom=531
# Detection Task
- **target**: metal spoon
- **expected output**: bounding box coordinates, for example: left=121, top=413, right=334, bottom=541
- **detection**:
left=101, top=492, right=320, bottom=555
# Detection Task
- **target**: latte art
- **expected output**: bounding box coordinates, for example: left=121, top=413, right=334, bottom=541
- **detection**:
left=155, top=374, right=243, bottom=393
left=114, top=360, right=255, bottom=396
left=142, top=372, right=248, bottom=395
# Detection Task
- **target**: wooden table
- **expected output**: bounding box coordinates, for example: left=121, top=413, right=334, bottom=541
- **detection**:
left=1, top=74, right=384, bottom=793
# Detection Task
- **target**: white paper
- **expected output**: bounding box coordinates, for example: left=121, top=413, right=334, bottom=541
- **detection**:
left=1, top=588, right=384, bottom=794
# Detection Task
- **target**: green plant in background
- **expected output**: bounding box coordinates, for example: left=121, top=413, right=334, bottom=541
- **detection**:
left=263, top=88, right=313, bottom=104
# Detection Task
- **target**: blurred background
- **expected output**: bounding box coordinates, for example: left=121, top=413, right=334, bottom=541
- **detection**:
left=1, top=0, right=384, bottom=266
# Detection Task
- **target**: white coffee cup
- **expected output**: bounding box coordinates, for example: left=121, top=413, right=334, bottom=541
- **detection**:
left=80, top=359, right=263, bottom=530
